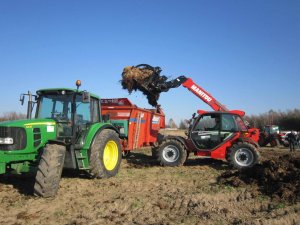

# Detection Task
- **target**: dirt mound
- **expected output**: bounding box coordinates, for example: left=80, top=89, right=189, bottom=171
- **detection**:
left=121, top=66, right=160, bottom=106
left=218, top=154, right=300, bottom=203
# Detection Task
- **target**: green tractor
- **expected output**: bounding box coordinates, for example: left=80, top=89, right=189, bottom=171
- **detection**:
left=0, top=81, right=122, bottom=197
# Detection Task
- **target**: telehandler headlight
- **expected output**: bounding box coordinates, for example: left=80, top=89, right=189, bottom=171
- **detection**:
left=0, top=137, right=14, bottom=145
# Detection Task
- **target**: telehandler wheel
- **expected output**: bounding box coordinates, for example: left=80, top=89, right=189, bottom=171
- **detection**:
left=156, top=139, right=187, bottom=166
left=89, top=129, right=122, bottom=178
left=227, top=142, right=260, bottom=170
left=34, top=144, right=66, bottom=198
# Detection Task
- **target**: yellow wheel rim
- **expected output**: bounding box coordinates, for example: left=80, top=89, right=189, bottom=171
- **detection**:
left=103, top=140, right=119, bottom=171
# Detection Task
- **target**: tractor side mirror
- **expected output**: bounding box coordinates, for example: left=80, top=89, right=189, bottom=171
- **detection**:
left=20, top=94, right=25, bottom=105
left=82, top=91, right=90, bottom=103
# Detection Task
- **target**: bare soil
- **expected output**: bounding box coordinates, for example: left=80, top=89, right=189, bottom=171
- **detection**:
left=0, top=138, right=299, bottom=224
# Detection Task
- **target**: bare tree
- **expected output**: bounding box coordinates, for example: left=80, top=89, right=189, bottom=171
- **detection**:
left=0, top=112, right=26, bottom=122
left=167, top=118, right=178, bottom=129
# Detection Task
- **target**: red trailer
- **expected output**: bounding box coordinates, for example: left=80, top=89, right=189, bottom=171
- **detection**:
left=101, top=98, right=165, bottom=152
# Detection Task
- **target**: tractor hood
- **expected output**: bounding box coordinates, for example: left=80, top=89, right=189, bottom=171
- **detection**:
left=0, top=119, right=57, bottom=152
left=0, top=118, right=56, bottom=128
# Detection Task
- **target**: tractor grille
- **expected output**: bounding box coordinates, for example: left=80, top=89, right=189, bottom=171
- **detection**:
left=33, top=128, right=41, bottom=147
left=0, top=127, right=27, bottom=151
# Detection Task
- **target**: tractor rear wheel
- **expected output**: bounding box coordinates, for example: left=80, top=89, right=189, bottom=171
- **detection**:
left=227, top=142, right=259, bottom=170
left=89, top=129, right=122, bottom=178
left=156, top=139, right=187, bottom=166
left=34, top=144, right=66, bottom=198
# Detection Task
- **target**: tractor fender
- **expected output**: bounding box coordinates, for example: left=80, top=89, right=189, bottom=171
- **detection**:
left=82, top=123, right=120, bottom=150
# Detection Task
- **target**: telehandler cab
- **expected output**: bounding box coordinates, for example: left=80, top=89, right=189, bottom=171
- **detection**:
left=0, top=81, right=122, bottom=197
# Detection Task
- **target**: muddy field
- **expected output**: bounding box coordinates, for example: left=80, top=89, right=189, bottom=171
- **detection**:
left=0, top=142, right=299, bottom=225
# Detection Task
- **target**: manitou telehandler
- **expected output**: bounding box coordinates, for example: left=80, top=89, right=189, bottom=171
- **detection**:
left=0, top=81, right=122, bottom=197
left=122, top=64, right=260, bottom=169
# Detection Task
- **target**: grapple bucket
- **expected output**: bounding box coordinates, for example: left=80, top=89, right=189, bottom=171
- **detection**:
left=121, top=64, right=186, bottom=106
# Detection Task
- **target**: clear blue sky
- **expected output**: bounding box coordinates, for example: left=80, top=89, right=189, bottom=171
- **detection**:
left=0, top=0, right=299, bottom=123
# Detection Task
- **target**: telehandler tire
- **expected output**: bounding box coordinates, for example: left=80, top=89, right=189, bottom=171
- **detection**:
left=34, top=144, right=66, bottom=198
left=156, top=139, right=187, bottom=167
left=89, top=129, right=122, bottom=178
left=227, top=142, right=260, bottom=170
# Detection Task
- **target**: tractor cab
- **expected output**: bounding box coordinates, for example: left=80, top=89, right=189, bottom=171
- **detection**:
left=35, top=87, right=100, bottom=144
left=189, top=111, right=248, bottom=151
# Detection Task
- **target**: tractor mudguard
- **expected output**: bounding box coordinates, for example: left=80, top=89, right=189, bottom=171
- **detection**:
left=82, top=123, right=120, bottom=150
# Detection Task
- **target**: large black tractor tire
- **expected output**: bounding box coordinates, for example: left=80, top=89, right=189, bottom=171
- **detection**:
left=227, top=142, right=260, bottom=170
left=258, top=136, right=267, bottom=147
left=89, top=129, right=122, bottom=178
left=270, top=139, right=279, bottom=147
left=156, top=139, right=187, bottom=167
left=34, top=144, right=66, bottom=198
left=151, top=146, right=159, bottom=159
left=282, top=141, right=289, bottom=147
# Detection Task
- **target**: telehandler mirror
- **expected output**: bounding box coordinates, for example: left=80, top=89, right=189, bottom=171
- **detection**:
left=20, top=94, right=25, bottom=105
left=82, top=91, right=90, bottom=103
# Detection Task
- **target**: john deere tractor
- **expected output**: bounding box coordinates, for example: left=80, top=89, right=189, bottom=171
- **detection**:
left=0, top=81, right=122, bottom=197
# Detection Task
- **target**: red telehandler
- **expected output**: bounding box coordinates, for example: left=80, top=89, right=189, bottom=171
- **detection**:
left=122, top=64, right=260, bottom=169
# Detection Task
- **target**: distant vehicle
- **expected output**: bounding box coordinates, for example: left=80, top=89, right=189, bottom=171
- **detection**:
left=281, top=131, right=299, bottom=148
left=258, top=125, right=280, bottom=147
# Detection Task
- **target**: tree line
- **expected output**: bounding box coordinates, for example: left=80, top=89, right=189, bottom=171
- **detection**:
left=0, top=112, right=26, bottom=122
left=244, top=109, right=300, bottom=131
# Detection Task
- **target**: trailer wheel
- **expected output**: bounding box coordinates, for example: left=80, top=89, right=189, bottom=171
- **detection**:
left=34, top=144, right=66, bottom=198
left=122, top=150, right=131, bottom=158
left=227, top=142, right=259, bottom=170
left=89, top=129, right=122, bottom=178
left=156, top=139, right=187, bottom=166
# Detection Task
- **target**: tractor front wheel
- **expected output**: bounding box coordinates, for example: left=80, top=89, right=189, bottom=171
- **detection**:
left=156, top=139, right=187, bottom=167
left=89, top=130, right=122, bottom=178
left=34, top=144, right=66, bottom=197
left=227, top=142, right=259, bottom=170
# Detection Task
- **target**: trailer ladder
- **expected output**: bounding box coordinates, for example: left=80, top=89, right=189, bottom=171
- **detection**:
left=133, top=112, right=142, bottom=149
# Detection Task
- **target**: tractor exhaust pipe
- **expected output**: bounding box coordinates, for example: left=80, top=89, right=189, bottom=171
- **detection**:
left=20, top=91, right=35, bottom=119
left=27, top=91, right=33, bottom=119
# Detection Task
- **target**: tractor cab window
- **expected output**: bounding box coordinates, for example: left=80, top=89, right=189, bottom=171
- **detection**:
left=37, top=93, right=100, bottom=139
left=75, top=96, right=99, bottom=125
left=38, top=95, right=72, bottom=121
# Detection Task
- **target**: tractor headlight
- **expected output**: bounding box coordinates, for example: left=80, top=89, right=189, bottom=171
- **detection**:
left=0, top=137, right=14, bottom=145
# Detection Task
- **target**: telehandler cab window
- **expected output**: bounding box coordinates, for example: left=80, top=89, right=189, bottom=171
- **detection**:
left=234, top=116, right=247, bottom=132
left=221, top=114, right=238, bottom=132
left=194, top=115, right=220, bottom=131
